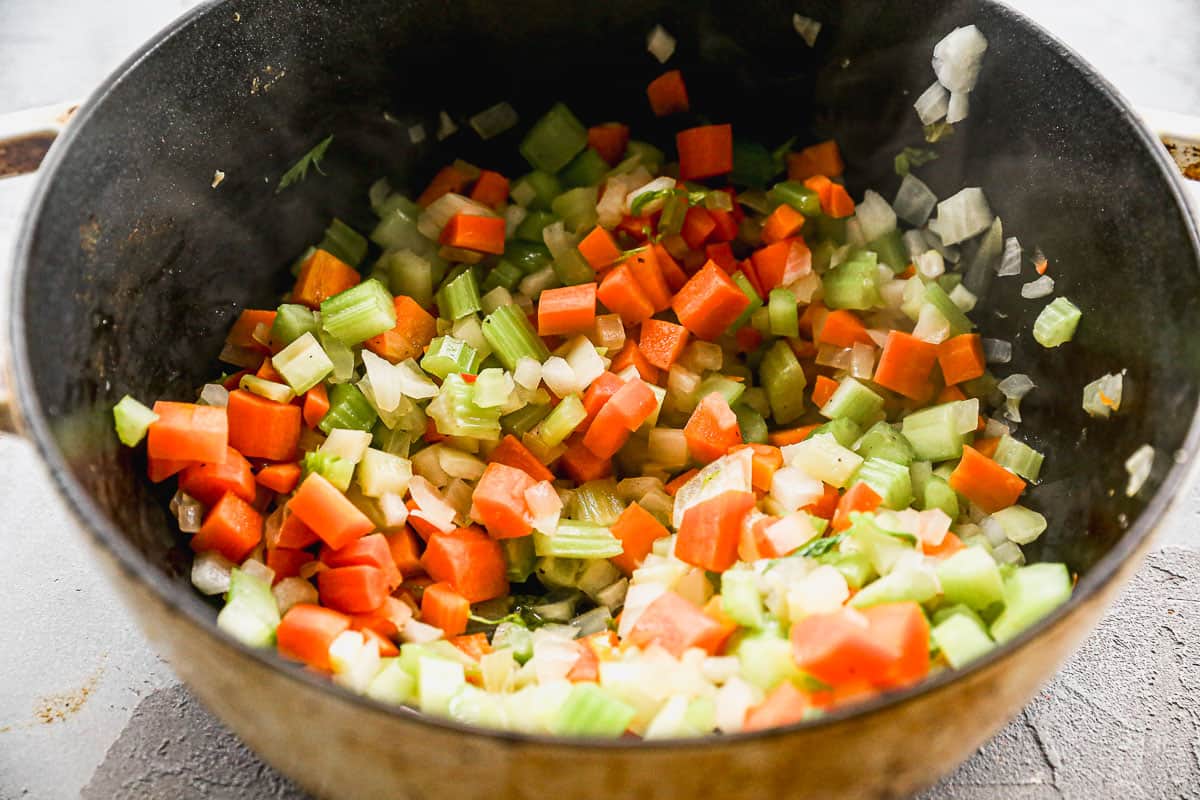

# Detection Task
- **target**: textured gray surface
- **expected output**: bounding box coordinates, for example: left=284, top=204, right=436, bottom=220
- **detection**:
left=0, top=1, right=1198, bottom=799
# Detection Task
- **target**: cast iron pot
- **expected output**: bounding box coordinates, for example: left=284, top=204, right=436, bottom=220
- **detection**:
left=8, top=0, right=1200, bottom=797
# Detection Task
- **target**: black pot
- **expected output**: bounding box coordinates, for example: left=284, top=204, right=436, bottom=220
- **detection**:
left=7, top=1, right=1200, bottom=797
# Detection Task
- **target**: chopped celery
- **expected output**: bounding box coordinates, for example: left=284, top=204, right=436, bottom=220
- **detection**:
left=819, top=550, right=875, bottom=589
left=854, top=421, right=915, bottom=465
left=721, top=569, right=764, bottom=627
left=783, top=433, right=863, bottom=488
left=552, top=248, right=597, bottom=286
left=1033, top=297, right=1081, bottom=348
left=760, top=340, right=807, bottom=425
left=421, top=336, right=480, bottom=379
left=437, top=270, right=481, bottom=320
left=384, top=249, right=436, bottom=309
left=551, top=186, right=600, bottom=233
left=993, top=435, right=1044, bottom=482
left=810, top=417, right=862, bottom=449
left=216, top=568, right=280, bottom=648
left=822, top=253, right=882, bottom=310
left=990, top=505, right=1047, bottom=545
left=112, top=395, right=158, bottom=446
left=520, top=103, right=587, bottom=173
left=426, top=374, right=503, bottom=440
left=767, top=180, right=822, bottom=216
left=568, top=481, right=626, bottom=526
left=846, top=513, right=917, bottom=575
left=852, top=458, right=914, bottom=509
left=731, top=140, right=780, bottom=189
left=733, top=631, right=803, bottom=691
left=868, top=229, right=907, bottom=272
left=901, top=401, right=971, bottom=462
left=357, top=448, right=413, bottom=497
left=271, top=303, right=319, bottom=347
left=767, top=288, right=800, bottom=337
left=503, top=537, right=537, bottom=582
left=733, top=403, right=769, bottom=444
left=473, top=368, right=514, bottom=408
left=482, top=259, right=524, bottom=293
left=924, top=282, right=973, bottom=336
left=658, top=190, right=688, bottom=236
left=516, top=209, right=559, bottom=242
left=319, top=383, right=378, bottom=434
left=560, top=147, right=610, bottom=188
left=623, top=140, right=665, bottom=174
left=923, top=476, right=960, bottom=519
left=366, top=658, right=416, bottom=705
left=698, top=375, right=746, bottom=408
left=730, top=271, right=764, bottom=331
left=848, top=563, right=939, bottom=607
left=493, top=622, right=534, bottom=663
left=482, top=305, right=550, bottom=370
left=239, top=374, right=295, bottom=404
left=551, top=684, right=636, bottom=738
left=820, top=377, right=884, bottom=427
left=272, top=331, right=334, bottom=394
left=931, top=613, right=995, bottom=668
left=321, top=279, right=397, bottom=345
left=990, top=563, right=1072, bottom=642
left=303, top=449, right=354, bottom=491
left=319, top=218, right=368, bottom=267
left=533, top=393, right=586, bottom=447
left=418, top=656, right=467, bottom=717
left=936, top=547, right=1004, bottom=610
left=536, top=556, right=585, bottom=589
left=512, top=171, right=562, bottom=211
left=534, top=520, right=623, bottom=559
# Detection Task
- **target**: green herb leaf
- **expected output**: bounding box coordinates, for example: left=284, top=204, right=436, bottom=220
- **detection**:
left=795, top=533, right=846, bottom=559
left=894, top=146, right=940, bottom=177
left=276, top=134, right=334, bottom=193
left=629, top=187, right=678, bottom=217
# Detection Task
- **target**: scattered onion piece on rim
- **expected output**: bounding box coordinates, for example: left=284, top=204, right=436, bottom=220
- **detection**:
left=792, top=14, right=822, bottom=47
left=1125, top=444, right=1155, bottom=497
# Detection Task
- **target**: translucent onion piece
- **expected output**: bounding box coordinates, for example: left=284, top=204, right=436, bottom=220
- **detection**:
left=191, top=551, right=235, bottom=596
left=469, top=102, right=519, bottom=140
left=1082, top=371, right=1124, bottom=418
left=914, top=81, right=950, bottom=125
left=241, top=558, right=276, bottom=586
left=504, top=204, right=527, bottom=238
left=198, top=383, right=229, bottom=407
left=394, top=359, right=439, bottom=400
left=932, top=25, right=989, bottom=93
left=982, top=337, right=1012, bottom=364
left=931, top=188, right=993, bottom=246
left=855, top=190, right=898, bottom=242
left=904, top=229, right=930, bottom=260
left=1021, top=274, right=1055, bottom=299
left=991, top=540, right=1025, bottom=566
left=408, top=475, right=457, bottom=532
left=542, top=220, right=575, bottom=259
left=850, top=342, right=876, bottom=379
left=540, top=356, right=579, bottom=398
left=176, top=493, right=204, bottom=534
left=946, top=90, right=970, bottom=124
left=647, top=24, right=677, bottom=63
left=273, top=577, right=318, bottom=616
left=525, top=481, right=563, bottom=534
left=792, top=13, right=822, bottom=47
left=949, top=283, right=978, bottom=312
left=418, top=193, right=493, bottom=240
left=513, top=357, right=544, bottom=391
left=815, top=344, right=854, bottom=370
left=511, top=181, right=536, bottom=208
left=408, top=124, right=426, bottom=144
left=915, top=249, right=945, bottom=279
left=625, top=176, right=676, bottom=215
left=913, top=303, right=951, bottom=344
left=1125, top=444, right=1155, bottom=497
left=997, top=236, right=1022, bottom=276
left=983, top=417, right=1011, bottom=439
left=893, top=173, right=938, bottom=227
left=922, top=226, right=961, bottom=263
left=998, top=373, right=1035, bottom=401
left=361, top=350, right=401, bottom=413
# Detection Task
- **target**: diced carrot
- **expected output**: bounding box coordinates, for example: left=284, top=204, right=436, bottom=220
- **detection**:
left=680, top=205, right=717, bottom=250
left=665, top=468, right=699, bottom=497
left=179, top=446, right=256, bottom=506
left=750, top=238, right=811, bottom=291
left=385, top=526, right=425, bottom=577
left=611, top=339, right=660, bottom=383
left=616, top=214, right=654, bottom=242
left=421, top=527, right=509, bottom=603
left=364, top=296, right=437, bottom=364
left=803, top=175, right=856, bottom=219
left=405, top=498, right=440, bottom=542
left=787, top=140, right=845, bottom=181
left=566, top=640, right=600, bottom=683
left=318, top=565, right=389, bottom=614
left=873, top=331, right=939, bottom=401
left=227, top=309, right=277, bottom=352
left=487, top=434, right=555, bottom=482
left=587, top=123, right=630, bottom=166
left=974, top=436, right=1001, bottom=459
left=291, top=249, right=361, bottom=310
left=578, top=226, right=623, bottom=271
left=789, top=338, right=818, bottom=360
left=470, top=462, right=536, bottom=539
left=684, top=393, right=742, bottom=464
left=646, top=70, right=690, bottom=116
left=704, top=242, right=737, bottom=273
left=626, top=591, right=729, bottom=657
left=804, top=482, right=841, bottom=520
left=537, top=283, right=598, bottom=336
left=949, top=445, right=1026, bottom=513
left=924, top=531, right=967, bottom=560
left=450, top=632, right=493, bottom=661
left=350, top=596, right=413, bottom=640
left=322, top=532, right=402, bottom=590
left=744, top=681, right=814, bottom=732
left=672, top=260, right=751, bottom=341
left=255, top=461, right=302, bottom=494
left=735, top=325, right=763, bottom=354
left=276, top=604, right=350, bottom=672
left=469, top=170, right=509, bottom=209
left=676, top=124, right=733, bottom=181
left=831, top=482, right=883, bottom=532
left=274, top=509, right=319, bottom=549
left=148, top=455, right=191, bottom=484
left=596, top=263, right=655, bottom=326
left=638, top=319, right=690, bottom=371
left=148, top=401, right=228, bottom=464
left=558, top=435, right=614, bottom=483
left=761, top=203, right=807, bottom=245
left=861, top=602, right=930, bottom=689
left=417, top=164, right=472, bottom=207
left=817, top=309, right=874, bottom=348
left=191, top=491, right=263, bottom=562
left=936, top=384, right=968, bottom=404
left=256, top=358, right=284, bottom=383
left=625, top=247, right=672, bottom=313
left=440, top=214, right=506, bottom=255
left=812, top=375, right=839, bottom=409
left=790, top=607, right=897, bottom=686
left=581, top=371, right=625, bottom=431
left=730, top=443, right=784, bottom=493
left=937, top=334, right=986, bottom=386
left=226, top=389, right=301, bottom=462
left=701, top=595, right=740, bottom=652
left=676, top=490, right=756, bottom=572
left=708, top=209, right=739, bottom=243
left=767, top=424, right=821, bottom=447
left=652, top=243, right=689, bottom=292
left=300, top=384, right=330, bottom=430
left=610, top=502, right=669, bottom=575
left=288, top=473, right=375, bottom=550
left=583, top=379, right=658, bottom=458
left=266, top=547, right=312, bottom=584
left=361, top=627, right=400, bottom=658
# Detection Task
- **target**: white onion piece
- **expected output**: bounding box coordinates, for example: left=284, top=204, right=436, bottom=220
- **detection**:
left=850, top=342, right=876, bottom=379
left=240, top=558, right=276, bottom=587
left=815, top=344, right=853, bottom=370
left=469, top=102, right=518, bottom=140
left=321, top=428, right=373, bottom=465
left=915, top=249, right=945, bottom=279
left=625, top=176, right=675, bottom=215
left=525, top=481, right=564, bottom=534
left=273, top=577, right=318, bottom=616
left=998, top=373, right=1035, bottom=423
left=513, top=357, right=543, bottom=391
left=780, top=240, right=814, bottom=284
left=672, top=448, right=753, bottom=529
left=997, top=236, right=1022, bottom=276
left=866, top=328, right=891, bottom=348
left=1082, top=371, right=1124, bottom=418
left=933, top=25, right=989, bottom=93
left=400, top=619, right=444, bottom=644
left=393, top=359, right=438, bottom=400
left=504, top=204, right=527, bottom=238
left=1126, top=444, right=1155, bottom=496
left=946, top=90, right=970, bottom=124
left=893, top=173, right=938, bottom=227
left=418, top=193, right=493, bottom=240
left=361, top=350, right=401, bottom=413
left=904, top=229, right=930, bottom=260
left=949, top=283, right=978, bottom=312
left=715, top=677, right=761, bottom=733
left=845, top=217, right=867, bottom=248
left=647, top=24, right=676, bottom=63
left=436, top=110, right=457, bottom=141
left=792, top=13, right=822, bottom=47
left=540, top=356, right=579, bottom=397
left=563, top=336, right=606, bottom=390
left=191, top=551, right=234, bottom=595
left=880, top=279, right=908, bottom=309
left=931, top=188, right=993, bottom=246
left=176, top=493, right=204, bottom=533
left=408, top=476, right=458, bottom=532
left=1021, top=274, right=1055, bottom=299
left=982, top=337, right=1012, bottom=364
left=855, top=190, right=897, bottom=242
left=379, top=493, right=410, bottom=528
left=913, top=303, right=951, bottom=344
left=542, top=219, right=575, bottom=259
left=922, top=226, right=961, bottom=263
left=992, top=540, right=1026, bottom=566
left=787, top=272, right=821, bottom=304
left=511, top=180, right=536, bottom=208
left=408, top=124, right=426, bottom=144
left=983, top=417, right=1011, bottom=439
left=914, top=81, right=950, bottom=125
left=199, top=383, right=229, bottom=407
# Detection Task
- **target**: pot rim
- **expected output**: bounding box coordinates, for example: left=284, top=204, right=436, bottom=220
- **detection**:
left=11, top=0, right=1200, bottom=751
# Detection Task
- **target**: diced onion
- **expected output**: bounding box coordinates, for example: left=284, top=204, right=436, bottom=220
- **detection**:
left=438, top=448, right=487, bottom=480
left=850, top=342, right=876, bottom=379
left=915, top=249, right=945, bottom=279
left=952, top=398, right=981, bottom=435
left=563, top=336, right=606, bottom=390
left=360, top=351, right=401, bottom=413
left=648, top=428, right=690, bottom=469
left=998, top=373, right=1035, bottom=423
left=792, top=13, right=822, bottom=47
left=949, top=283, right=978, bottom=312
left=913, top=303, right=951, bottom=344
left=997, top=236, right=1022, bottom=277
left=469, top=102, right=519, bottom=140
left=983, top=417, right=1011, bottom=439
left=930, top=188, right=993, bottom=246
left=647, top=24, right=676, bottom=63
left=379, top=493, right=410, bottom=528
left=922, top=226, right=961, bottom=263
left=893, top=173, right=938, bottom=227
left=393, top=359, right=438, bottom=400
left=540, top=356, right=579, bottom=397
left=542, top=220, right=575, bottom=259
left=904, top=229, right=930, bottom=260
left=198, top=383, right=229, bottom=407
left=1125, top=444, right=1155, bottom=497
left=408, top=475, right=458, bottom=532
left=1021, top=274, right=1055, bottom=299
left=914, top=81, right=950, bottom=125
left=1082, top=371, right=1124, bottom=418
left=982, top=337, right=1012, bottom=364
left=991, top=540, right=1025, bottom=566
left=525, top=481, right=563, bottom=533
left=946, top=90, right=970, bottom=124
left=715, top=677, right=761, bottom=733
left=273, top=577, right=318, bottom=616
left=625, top=176, right=675, bottom=215
left=321, top=428, right=373, bottom=464
left=191, top=551, right=235, bottom=595
left=816, top=344, right=853, bottom=370
left=933, top=25, right=989, bottom=93
left=504, top=204, right=527, bottom=238
left=174, top=492, right=204, bottom=533
left=409, top=124, right=426, bottom=144
left=511, top=181, right=536, bottom=208
left=855, top=190, right=898, bottom=242
left=418, top=193, right=493, bottom=240
left=436, top=110, right=457, bottom=141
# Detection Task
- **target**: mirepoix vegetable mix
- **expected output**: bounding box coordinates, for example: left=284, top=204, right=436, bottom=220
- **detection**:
left=113, top=24, right=1088, bottom=738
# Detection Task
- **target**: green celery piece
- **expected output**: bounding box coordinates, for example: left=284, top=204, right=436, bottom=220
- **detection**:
left=731, top=140, right=780, bottom=189
left=421, top=336, right=480, bottom=380
left=760, top=339, right=807, bottom=425
left=810, top=238, right=837, bottom=273
left=513, top=171, right=562, bottom=211
left=515, top=209, right=559, bottom=243
left=383, top=250, right=435, bottom=310
left=427, top=373, right=502, bottom=440
left=848, top=564, right=939, bottom=607
left=730, top=271, right=764, bottom=332
left=320, top=279, right=396, bottom=345
left=768, top=288, right=800, bottom=337
left=551, top=186, right=599, bottom=233
left=303, top=450, right=354, bottom=491
left=533, top=393, right=586, bottom=447
left=909, top=460, right=933, bottom=497
left=552, top=248, right=596, bottom=286
left=503, top=537, right=537, bottom=583
left=559, top=147, right=610, bottom=188
left=272, top=331, right=334, bottom=394
left=319, top=383, right=378, bottom=434
left=932, top=613, right=995, bottom=668
left=734, top=631, right=803, bottom=691
left=855, top=421, right=915, bottom=465
left=551, top=684, right=636, bottom=738
left=697, top=375, right=746, bottom=408
left=868, top=229, right=908, bottom=273
left=371, top=203, right=427, bottom=252
left=733, top=403, right=768, bottom=444
left=901, top=402, right=968, bottom=462
left=318, top=327, right=355, bottom=384
left=492, top=622, right=534, bottom=663
left=721, top=569, right=765, bottom=627
left=820, top=377, right=884, bottom=427
left=658, top=190, right=688, bottom=236
left=482, top=305, right=550, bottom=370
left=823, top=255, right=882, bottom=310
left=482, top=259, right=523, bottom=293
left=924, top=282, right=973, bottom=336
left=568, top=481, right=626, bottom=526
left=818, top=550, right=875, bottom=589
left=534, top=520, right=623, bottom=559
left=937, top=547, right=1005, bottom=611
left=993, top=435, right=1044, bottom=482
left=319, top=218, right=368, bottom=267
left=506, top=241, right=554, bottom=275
left=357, top=448, right=413, bottom=497
left=816, top=215, right=847, bottom=245
left=437, top=270, right=482, bottom=320
left=418, top=656, right=467, bottom=717
left=535, top=555, right=586, bottom=589
left=809, top=417, right=862, bottom=449
left=990, top=563, right=1073, bottom=643
left=112, top=395, right=158, bottom=447
left=271, top=303, right=319, bottom=347
left=847, top=513, right=918, bottom=575
left=932, top=603, right=987, bottom=629
left=853, top=458, right=914, bottom=509
left=622, top=140, right=664, bottom=174
left=217, top=568, right=280, bottom=648
left=503, top=402, right=553, bottom=437
left=937, top=273, right=962, bottom=293
left=520, top=103, right=588, bottom=173
left=767, top=180, right=821, bottom=216
left=923, top=476, right=960, bottom=519
left=1033, top=297, right=1081, bottom=348
left=366, top=659, right=416, bottom=705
